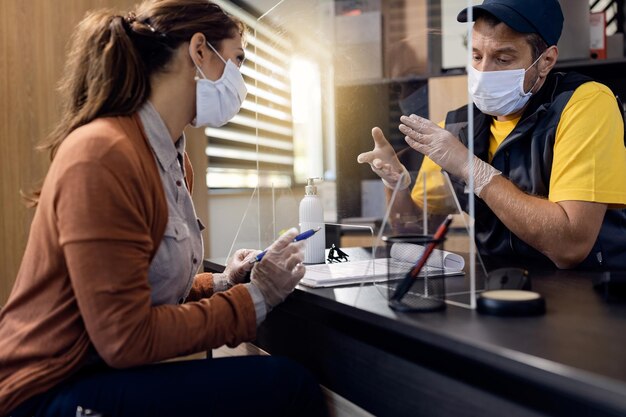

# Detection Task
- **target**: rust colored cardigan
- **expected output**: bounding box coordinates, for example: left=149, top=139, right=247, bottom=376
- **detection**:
left=0, top=115, right=256, bottom=415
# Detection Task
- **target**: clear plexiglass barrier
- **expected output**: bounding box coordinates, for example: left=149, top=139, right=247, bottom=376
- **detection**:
left=207, top=0, right=483, bottom=309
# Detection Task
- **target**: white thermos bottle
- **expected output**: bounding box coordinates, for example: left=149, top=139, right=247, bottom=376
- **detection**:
left=299, top=177, right=326, bottom=264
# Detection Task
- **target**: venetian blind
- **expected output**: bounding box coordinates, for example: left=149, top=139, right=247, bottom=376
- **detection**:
left=207, top=1, right=294, bottom=189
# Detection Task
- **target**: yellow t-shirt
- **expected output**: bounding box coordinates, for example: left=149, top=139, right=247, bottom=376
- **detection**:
left=411, top=82, right=626, bottom=209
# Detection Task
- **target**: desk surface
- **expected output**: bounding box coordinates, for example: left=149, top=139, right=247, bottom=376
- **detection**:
left=205, top=255, right=626, bottom=416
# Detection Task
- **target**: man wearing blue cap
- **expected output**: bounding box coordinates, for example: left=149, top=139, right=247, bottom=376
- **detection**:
left=359, top=0, right=626, bottom=269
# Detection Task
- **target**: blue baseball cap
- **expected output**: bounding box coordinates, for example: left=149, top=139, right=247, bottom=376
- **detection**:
left=457, top=0, right=564, bottom=46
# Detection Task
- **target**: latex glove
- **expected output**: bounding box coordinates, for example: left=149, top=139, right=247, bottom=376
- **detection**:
left=250, top=228, right=306, bottom=309
left=357, top=127, right=411, bottom=190
left=399, top=114, right=501, bottom=196
left=222, top=248, right=260, bottom=287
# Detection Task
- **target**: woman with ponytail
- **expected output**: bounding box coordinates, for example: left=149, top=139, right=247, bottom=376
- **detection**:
left=0, top=1, right=328, bottom=416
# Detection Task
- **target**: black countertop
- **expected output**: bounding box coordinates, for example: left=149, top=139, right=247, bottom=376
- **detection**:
left=205, top=253, right=626, bottom=415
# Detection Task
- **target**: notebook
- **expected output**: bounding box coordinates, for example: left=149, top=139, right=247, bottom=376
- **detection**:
left=300, top=243, right=465, bottom=288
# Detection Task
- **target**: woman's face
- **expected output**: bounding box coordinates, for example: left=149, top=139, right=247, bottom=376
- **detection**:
left=203, top=32, right=245, bottom=81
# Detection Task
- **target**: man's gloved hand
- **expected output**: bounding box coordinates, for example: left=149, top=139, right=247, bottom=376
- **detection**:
left=399, top=114, right=501, bottom=196
left=250, top=228, right=306, bottom=309
left=357, top=127, right=411, bottom=190
left=223, top=248, right=259, bottom=286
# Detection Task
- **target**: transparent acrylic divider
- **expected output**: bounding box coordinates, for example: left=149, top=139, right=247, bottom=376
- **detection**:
left=227, top=184, right=376, bottom=309
left=384, top=235, right=447, bottom=313
left=212, top=0, right=486, bottom=311
left=226, top=184, right=299, bottom=264
left=363, top=169, right=488, bottom=310
left=311, top=223, right=375, bottom=308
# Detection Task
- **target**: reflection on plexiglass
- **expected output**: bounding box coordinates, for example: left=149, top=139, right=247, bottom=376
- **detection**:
left=209, top=0, right=481, bottom=308
left=373, top=170, right=487, bottom=309
left=226, top=185, right=299, bottom=262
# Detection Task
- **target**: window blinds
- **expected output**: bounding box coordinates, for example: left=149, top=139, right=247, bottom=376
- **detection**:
left=207, top=1, right=294, bottom=189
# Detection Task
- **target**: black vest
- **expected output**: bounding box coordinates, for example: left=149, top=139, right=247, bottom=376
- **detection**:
left=444, top=72, right=626, bottom=270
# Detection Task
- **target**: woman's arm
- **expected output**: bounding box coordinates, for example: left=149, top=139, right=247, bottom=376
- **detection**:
left=58, top=159, right=256, bottom=368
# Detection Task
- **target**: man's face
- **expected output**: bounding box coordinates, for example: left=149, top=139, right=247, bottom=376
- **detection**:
left=471, top=18, right=539, bottom=94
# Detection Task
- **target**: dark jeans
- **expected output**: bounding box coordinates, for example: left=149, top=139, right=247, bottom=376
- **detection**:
left=9, top=356, right=328, bottom=417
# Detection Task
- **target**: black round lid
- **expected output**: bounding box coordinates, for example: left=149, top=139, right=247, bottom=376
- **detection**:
left=477, top=290, right=546, bottom=316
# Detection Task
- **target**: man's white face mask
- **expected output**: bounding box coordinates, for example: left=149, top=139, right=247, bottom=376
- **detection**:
left=190, top=41, right=247, bottom=128
left=468, top=54, right=543, bottom=117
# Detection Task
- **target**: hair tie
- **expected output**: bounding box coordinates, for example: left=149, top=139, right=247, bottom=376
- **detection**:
left=124, top=12, right=137, bottom=25
left=121, top=13, right=166, bottom=38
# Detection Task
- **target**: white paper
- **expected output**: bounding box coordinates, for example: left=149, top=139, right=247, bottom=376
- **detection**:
left=390, top=242, right=465, bottom=271
left=300, top=243, right=464, bottom=288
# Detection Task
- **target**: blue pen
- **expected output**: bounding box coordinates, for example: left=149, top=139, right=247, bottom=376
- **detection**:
left=249, top=227, right=322, bottom=264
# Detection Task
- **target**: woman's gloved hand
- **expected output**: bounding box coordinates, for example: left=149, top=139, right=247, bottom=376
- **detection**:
left=250, top=228, right=306, bottom=309
left=223, top=248, right=259, bottom=286
left=399, top=114, right=500, bottom=196
left=357, top=127, right=411, bottom=190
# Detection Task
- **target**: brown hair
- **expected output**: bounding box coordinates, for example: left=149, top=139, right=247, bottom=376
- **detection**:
left=26, top=0, right=244, bottom=205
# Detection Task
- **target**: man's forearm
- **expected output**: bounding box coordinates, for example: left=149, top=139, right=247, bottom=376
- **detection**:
left=479, top=175, right=606, bottom=268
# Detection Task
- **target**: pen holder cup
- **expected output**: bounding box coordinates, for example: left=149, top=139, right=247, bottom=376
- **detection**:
left=382, top=235, right=447, bottom=312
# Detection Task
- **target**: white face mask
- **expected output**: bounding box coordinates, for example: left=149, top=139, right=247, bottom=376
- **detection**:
left=468, top=54, right=542, bottom=117
left=191, top=42, right=247, bottom=128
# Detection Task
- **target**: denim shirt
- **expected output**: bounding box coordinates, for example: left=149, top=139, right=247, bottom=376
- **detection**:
left=139, top=102, right=204, bottom=305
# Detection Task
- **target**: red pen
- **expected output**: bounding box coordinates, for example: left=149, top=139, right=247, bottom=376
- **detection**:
left=392, top=215, right=453, bottom=301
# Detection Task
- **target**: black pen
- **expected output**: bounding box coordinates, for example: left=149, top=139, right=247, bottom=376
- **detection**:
left=392, top=215, right=453, bottom=301
left=249, top=227, right=322, bottom=264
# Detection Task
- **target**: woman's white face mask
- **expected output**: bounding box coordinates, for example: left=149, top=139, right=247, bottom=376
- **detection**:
left=468, top=54, right=543, bottom=117
left=190, top=42, right=247, bottom=128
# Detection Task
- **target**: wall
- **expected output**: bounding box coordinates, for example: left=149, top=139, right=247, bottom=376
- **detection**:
left=383, top=0, right=429, bottom=78
left=428, top=74, right=468, bottom=123
left=0, top=0, right=140, bottom=305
